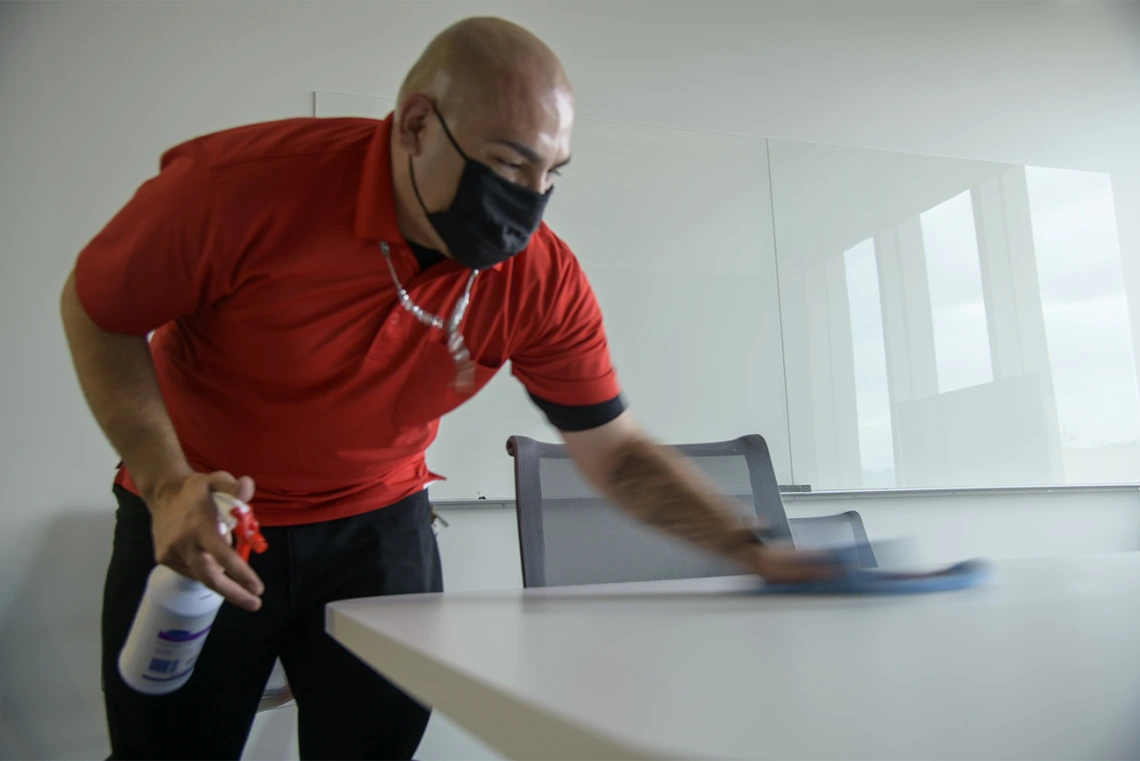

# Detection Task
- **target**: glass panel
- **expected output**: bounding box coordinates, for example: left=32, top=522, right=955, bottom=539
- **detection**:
left=844, top=239, right=895, bottom=488
left=920, top=191, right=994, bottom=393
left=1026, top=167, right=1140, bottom=482
left=771, top=137, right=1140, bottom=489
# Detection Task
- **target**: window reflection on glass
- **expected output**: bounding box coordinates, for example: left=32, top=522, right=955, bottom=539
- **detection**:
left=843, top=239, right=895, bottom=488
left=1025, top=167, right=1140, bottom=482
left=769, top=138, right=1140, bottom=490
left=919, top=191, right=994, bottom=393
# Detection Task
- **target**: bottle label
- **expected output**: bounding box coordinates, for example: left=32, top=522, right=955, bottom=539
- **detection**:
left=139, top=624, right=213, bottom=683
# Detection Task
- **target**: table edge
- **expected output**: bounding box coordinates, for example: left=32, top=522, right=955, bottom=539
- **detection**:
left=326, top=606, right=674, bottom=761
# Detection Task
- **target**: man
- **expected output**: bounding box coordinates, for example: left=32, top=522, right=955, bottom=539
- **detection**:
left=61, top=16, right=829, bottom=761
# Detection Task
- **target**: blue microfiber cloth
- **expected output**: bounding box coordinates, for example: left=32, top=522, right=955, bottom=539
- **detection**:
left=760, top=546, right=993, bottom=595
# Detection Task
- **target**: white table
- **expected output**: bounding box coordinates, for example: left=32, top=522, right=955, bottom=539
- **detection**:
left=327, top=554, right=1140, bottom=760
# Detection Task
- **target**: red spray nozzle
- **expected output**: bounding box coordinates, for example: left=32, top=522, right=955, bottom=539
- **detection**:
left=229, top=505, right=268, bottom=562
left=212, top=493, right=269, bottom=563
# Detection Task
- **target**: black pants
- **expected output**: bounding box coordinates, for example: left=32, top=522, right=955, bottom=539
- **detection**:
left=102, top=485, right=443, bottom=760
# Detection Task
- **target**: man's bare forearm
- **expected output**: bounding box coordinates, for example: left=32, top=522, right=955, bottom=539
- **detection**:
left=60, top=271, right=191, bottom=501
left=601, top=436, right=760, bottom=567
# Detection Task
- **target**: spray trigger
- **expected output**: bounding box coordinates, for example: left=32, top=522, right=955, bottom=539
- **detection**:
left=211, top=493, right=269, bottom=562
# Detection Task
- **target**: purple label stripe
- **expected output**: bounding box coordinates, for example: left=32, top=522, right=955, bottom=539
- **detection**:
left=141, top=665, right=196, bottom=682
left=157, top=625, right=212, bottom=643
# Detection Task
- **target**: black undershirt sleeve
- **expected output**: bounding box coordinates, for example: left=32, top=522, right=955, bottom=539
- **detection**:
left=528, top=392, right=627, bottom=432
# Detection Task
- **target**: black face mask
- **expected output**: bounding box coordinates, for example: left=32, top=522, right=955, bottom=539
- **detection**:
left=409, top=107, right=553, bottom=270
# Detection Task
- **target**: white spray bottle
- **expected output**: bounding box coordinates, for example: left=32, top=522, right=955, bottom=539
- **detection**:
left=117, top=492, right=268, bottom=695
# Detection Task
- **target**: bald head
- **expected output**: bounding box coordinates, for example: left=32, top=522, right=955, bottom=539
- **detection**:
left=389, top=17, right=574, bottom=257
left=397, top=17, right=571, bottom=115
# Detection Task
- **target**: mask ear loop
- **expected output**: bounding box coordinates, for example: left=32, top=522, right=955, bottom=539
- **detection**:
left=431, top=103, right=470, bottom=160
left=408, top=104, right=469, bottom=217
left=408, top=155, right=433, bottom=216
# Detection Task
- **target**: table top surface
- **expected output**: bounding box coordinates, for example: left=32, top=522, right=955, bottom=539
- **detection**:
left=328, top=553, right=1140, bottom=760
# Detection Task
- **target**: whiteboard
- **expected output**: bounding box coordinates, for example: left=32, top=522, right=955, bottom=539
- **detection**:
left=770, top=139, right=1140, bottom=489
left=314, top=92, right=789, bottom=499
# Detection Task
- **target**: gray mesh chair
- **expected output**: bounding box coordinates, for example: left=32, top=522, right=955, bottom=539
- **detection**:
left=789, top=511, right=877, bottom=567
left=507, top=434, right=793, bottom=588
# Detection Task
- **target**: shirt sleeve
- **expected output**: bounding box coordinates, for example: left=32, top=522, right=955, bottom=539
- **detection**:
left=74, top=143, right=232, bottom=335
left=511, top=236, right=625, bottom=429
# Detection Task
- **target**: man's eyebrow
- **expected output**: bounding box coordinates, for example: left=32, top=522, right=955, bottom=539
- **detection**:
left=491, top=138, right=572, bottom=169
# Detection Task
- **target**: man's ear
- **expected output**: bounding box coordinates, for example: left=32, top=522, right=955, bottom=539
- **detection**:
left=395, top=95, right=433, bottom=156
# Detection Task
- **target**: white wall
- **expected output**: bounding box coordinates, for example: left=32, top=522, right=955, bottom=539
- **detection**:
left=2, top=2, right=1139, bottom=759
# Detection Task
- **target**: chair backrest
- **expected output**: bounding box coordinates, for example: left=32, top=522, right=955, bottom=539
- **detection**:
left=789, top=511, right=877, bottom=568
left=507, top=434, right=793, bottom=588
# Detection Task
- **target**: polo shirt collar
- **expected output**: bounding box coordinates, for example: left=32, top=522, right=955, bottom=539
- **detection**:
left=355, top=114, right=404, bottom=244
left=355, top=113, right=511, bottom=272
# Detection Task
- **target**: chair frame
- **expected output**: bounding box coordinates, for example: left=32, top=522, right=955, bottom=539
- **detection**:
left=506, top=434, right=793, bottom=588
left=789, top=511, right=877, bottom=567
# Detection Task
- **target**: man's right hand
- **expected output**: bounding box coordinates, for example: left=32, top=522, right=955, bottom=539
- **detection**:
left=147, top=471, right=265, bottom=611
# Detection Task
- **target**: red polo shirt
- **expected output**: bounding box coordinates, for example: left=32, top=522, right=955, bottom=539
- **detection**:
left=75, top=115, right=622, bottom=526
